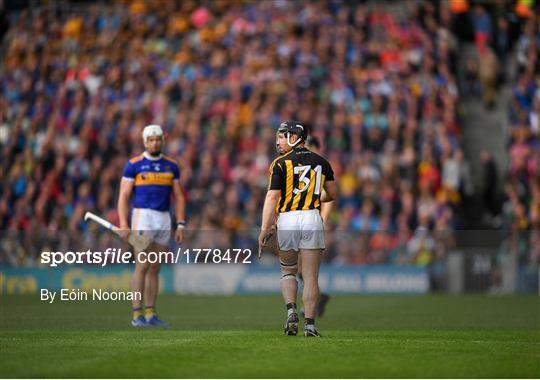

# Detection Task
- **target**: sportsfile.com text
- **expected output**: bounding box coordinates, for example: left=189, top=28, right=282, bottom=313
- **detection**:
left=40, top=248, right=253, bottom=267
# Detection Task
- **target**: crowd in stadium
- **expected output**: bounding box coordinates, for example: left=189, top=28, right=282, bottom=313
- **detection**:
left=503, top=16, right=540, bottom=267
left=0, top=1, right=536, bottom=269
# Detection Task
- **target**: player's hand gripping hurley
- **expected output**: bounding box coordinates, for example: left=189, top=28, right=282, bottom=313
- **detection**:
left=84, top=211, right=152, bottom=252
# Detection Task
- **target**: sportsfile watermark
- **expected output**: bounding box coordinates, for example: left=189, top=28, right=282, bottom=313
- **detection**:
left=40, top=248, right=253, bottom=267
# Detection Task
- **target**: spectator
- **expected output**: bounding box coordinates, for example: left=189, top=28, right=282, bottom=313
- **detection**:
left=471, top=5, right=492, bottom=54
left=494, top=16, right=510, bottom=83
left=478, top=46, right=499, bottom=108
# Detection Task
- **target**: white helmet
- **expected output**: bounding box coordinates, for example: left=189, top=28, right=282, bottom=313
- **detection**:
left=142, top=124, right=164, bottom=143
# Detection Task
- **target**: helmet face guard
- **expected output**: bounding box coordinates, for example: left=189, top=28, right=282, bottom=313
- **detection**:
left=277, top=121, right=307, bottom=148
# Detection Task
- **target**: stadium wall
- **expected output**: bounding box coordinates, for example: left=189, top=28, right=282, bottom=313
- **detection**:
left=0, top=266, right=174, bottom=295
left=0, top=265, right=429, bottom=295
left=175, top=265, right=430, bottom=295
left=2, top=264, right=537, bottom=296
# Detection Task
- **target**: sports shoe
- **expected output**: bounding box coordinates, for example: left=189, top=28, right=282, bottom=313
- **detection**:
left=131, top=316, right=148, bottom=327
left=284, top=313, right=299, bottom=335
left=304, top=327, right=322, bottom=337
left=146, top=315, right=170, bottom=328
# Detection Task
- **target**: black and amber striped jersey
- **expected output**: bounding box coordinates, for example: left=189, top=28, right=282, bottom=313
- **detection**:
left=268, top=146, right=334, bottom=213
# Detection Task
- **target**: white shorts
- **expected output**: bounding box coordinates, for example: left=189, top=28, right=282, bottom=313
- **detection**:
left=276, top=209, right=325, bottom=252
left=131, top=208, right=171, bottom=246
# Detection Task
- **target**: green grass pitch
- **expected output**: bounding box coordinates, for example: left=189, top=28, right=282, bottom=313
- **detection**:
left=0, top=294, right=539, bottom=378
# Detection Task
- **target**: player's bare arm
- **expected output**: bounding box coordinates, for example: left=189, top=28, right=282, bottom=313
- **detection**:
left=321, top=180, right=336, bottom=203
left=118, top=178, right=134, bottom=241
left=173, top=180, right=186, bottom=244
left=320, top=181, right=336, bottom=228
left=259, top=189, right=280, bottom=247
left=320, top=196, right=334, bottom=226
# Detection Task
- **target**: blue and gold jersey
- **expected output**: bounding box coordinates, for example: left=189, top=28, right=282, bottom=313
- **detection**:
left=122, top=153, right=180, bottom=211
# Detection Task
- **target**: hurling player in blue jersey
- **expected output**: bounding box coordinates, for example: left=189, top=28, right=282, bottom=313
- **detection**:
left=118, top=125, right=186, bottom=327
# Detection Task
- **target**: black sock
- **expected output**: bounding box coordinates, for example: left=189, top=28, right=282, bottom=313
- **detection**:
left=286, top=303, right=296, bottom=311
left=305, top=318, right=315, bottom=327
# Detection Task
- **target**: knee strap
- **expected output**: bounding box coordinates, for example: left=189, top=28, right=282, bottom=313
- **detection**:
left=280, top=273, right=297, bottom=281
left=280, top=260, right=298, bottom=269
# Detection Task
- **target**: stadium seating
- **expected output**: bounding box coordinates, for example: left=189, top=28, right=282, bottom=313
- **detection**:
left=503, top=16, right=540, bottom=267
left=0, top=1, right=470, bottom=267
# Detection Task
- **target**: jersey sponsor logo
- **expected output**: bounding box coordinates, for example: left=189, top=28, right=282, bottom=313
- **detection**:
left=134, top=172, right=174, bottom=186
